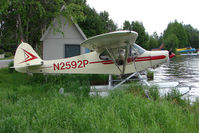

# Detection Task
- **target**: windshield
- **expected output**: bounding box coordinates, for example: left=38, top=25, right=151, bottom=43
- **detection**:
left=132, top=43, right=146, bottom=55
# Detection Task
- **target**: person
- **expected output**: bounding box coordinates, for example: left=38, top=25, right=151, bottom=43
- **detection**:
left=117, top=49, right=125, bottom=65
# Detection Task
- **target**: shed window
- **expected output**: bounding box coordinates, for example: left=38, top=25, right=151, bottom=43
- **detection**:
left=65, top=44, right=80, bottom=58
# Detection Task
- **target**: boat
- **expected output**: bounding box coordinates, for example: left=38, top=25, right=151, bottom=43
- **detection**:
left=176, top=47, right=196, bottom=53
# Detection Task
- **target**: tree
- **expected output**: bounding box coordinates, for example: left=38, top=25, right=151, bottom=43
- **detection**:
left=99, top=11, right=117, bottom=32
left=164, top=34, right=179, bottom=52
left=122, top=20, right=149, bottom=49
left=146, top=35, right=159, bottom=50
left=163, top=20, right=188, bottom=50
left=184, top=24, right=199, bottom=48
left=0, top=0, right=85, bottom=49
left=123, top=20, right=131, bottom=30
left=131, top=21, right=149, bottom=49
left=78, top=7, right=117, bottom=38
left=78, top=6, right=104, bottom=38
left=152, top=32, right=159, bottom=41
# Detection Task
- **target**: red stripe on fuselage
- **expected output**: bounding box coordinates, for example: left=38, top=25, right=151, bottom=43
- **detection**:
left=151, top=55, right=166, bottom=60
left=89, top=55, right=166, bottom=65
left=89, top=60, right=113, bottom=64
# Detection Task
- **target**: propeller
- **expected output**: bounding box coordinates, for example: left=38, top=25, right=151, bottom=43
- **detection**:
left=169, top=50, right=175, bottom=59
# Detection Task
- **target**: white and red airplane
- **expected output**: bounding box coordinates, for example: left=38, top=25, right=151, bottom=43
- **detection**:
left=14, top=31, right=174, bottom=76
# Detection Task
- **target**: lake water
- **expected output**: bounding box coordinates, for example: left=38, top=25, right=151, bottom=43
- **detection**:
left=149, top=55, right=199, bottom=102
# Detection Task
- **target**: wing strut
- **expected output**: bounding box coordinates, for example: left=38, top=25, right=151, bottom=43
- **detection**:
left=122, top=44, right=129, bottom=74
left=106, top=43, right=130, bottom=75
left=106, top=48, right=122, bottom=73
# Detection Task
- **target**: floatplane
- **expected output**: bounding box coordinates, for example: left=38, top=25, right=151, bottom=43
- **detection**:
left=14, top=31, right=175, bottom=89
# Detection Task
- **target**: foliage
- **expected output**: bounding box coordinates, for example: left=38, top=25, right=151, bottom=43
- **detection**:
left=148, top=86, right=160, bottom=101
left=164, top=34, right=179, bottom=52
left=184, top=24, right=199, bottom=49
left=131, top=21, right=149, bottom=48
left=4, top=52, right=13, bottom=58
left=8, top=61, right=14, bottom=73
left=0, top=44, right=16, bottom=55
left=123, top=20, right=131, bottom=30
left=89, top=74, right=108, bottom=85
left=125, top=82, right=146, bottom=97
left=78, top=8, right=117, bottom=38
left=163, top=20, right=188, bottom=51
left=123, top=19, right=199, bottom=50
left=126, top=82, right=159, bottom=100
left=0, top=0, right=85, bottom=49
left=147, top=70, right=154, bottom=80
left=0, top=49, right=4, bottom=54
left=0, top=0, right=117, bottom=52
left=123, top=20, right=149, bottom=49
left=99, top=11, right=117, bottom=32
left=146, top=35, right=159, bottom=50
left=78, top=6, right=104, bottom=37
left=165, top=88, right=188, bottom=107
left=1, top=0, right=199, bottom=53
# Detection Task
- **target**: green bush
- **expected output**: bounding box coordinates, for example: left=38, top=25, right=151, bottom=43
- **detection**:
left=8, top=61, right=14, bottom=73
left=0, top=49, right=4, bottom=54
left=89, top=74, right=108, bottom=85
left=147, top=70, right=154, bottom=80
left=165, top=88, right=188, bottom=106
left=5, top=52, right=13, bottom=57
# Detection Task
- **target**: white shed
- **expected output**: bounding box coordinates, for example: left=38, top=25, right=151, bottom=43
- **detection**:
left=40, top=16, right=87, bottom=60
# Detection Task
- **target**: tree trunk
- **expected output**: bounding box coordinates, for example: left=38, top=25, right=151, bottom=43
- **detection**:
left=26, top=22, right=29, bottom=43
left=17, top=14, right=25, bottom=41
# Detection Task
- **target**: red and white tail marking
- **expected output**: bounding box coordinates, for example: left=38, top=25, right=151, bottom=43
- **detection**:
left=20, top=49, right=38, bottom=64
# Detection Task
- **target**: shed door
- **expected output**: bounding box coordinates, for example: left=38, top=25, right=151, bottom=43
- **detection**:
left=65, top=44, right=80, bottom=58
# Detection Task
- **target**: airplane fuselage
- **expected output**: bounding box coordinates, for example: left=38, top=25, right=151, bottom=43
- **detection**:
left=17, top=50, right=169, bottom=75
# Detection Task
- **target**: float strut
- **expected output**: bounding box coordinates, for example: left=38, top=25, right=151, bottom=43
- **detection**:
left=113, top=72, right=137, bottom=89
left=138, top=74, right=150, bottom=87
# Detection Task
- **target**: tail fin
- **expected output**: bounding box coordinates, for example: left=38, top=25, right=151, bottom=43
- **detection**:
left=14, top=42, right=43, bottom=72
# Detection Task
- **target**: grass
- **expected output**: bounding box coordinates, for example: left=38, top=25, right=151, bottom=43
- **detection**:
left=0, top=68, right=199, bottom=132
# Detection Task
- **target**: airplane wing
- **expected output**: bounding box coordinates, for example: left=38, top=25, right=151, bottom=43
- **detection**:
left=81, top=31, right=138, bottom=75
left=81, top=31, right=138, bottom=52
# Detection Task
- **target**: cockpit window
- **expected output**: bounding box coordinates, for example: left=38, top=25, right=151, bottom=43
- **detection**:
left=99, top=50, right=112, bottom=60
left=99, top=44, right=146, bottom=65
left=132, top=43, right=145, bottom=55
left=99, top=48, right=126, bottom=61
left=99, top=48, right=126, bottom=65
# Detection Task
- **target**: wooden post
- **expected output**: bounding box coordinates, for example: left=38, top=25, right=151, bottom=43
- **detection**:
left=108, top=74, right=112, bottom=89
